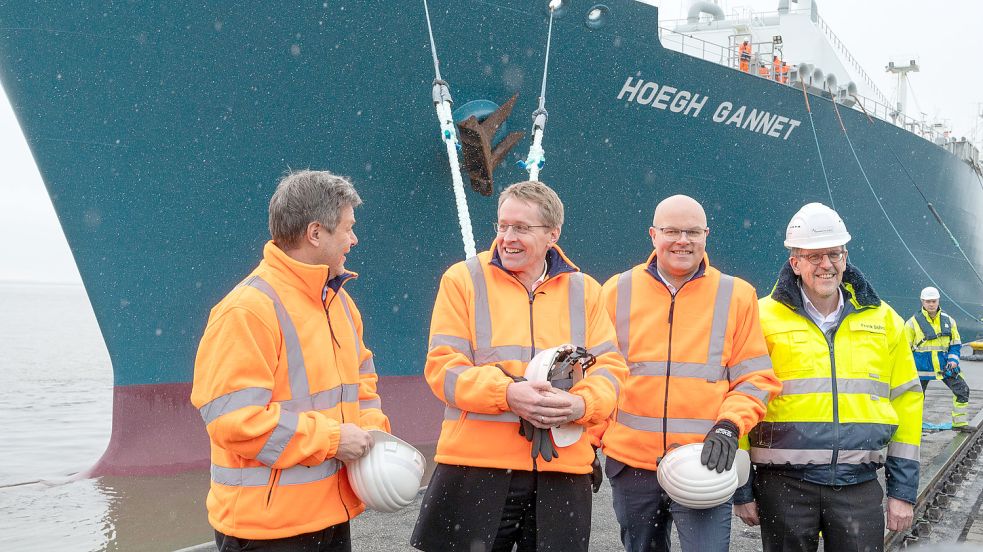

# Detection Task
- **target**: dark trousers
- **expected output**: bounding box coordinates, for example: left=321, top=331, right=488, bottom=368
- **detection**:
left=921, top=374, right=970, bottom=403
left=411, top=464, right=592, bottom=552
left=214, top=523, right=351, bottom=552
left=754, top=471, right=884, bottom=552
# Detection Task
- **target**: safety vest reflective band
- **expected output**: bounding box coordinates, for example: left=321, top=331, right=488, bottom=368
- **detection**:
left=615, top=272, right=735, bottom=378
left=888, top=441, right=920, bottom=461
left=436, top=256, right=601, bottom=420
left=890, top=378, right=923, bottom=400
left=914, top=312, right=952, bottom=345
left=778, top=377, right=890, bottom=399
left=750, top=448, right=884, bottom=465
left=616, top=411, right=714, bottom=434
left=465, top=256, right=588, bottom=354
left=211, top=459, right=342, bottom=487
left=199, top=275, right=362, bottom=481
left=750, top=420, right=896, bottom=464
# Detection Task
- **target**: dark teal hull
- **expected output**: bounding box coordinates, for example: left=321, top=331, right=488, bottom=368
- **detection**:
left=2, top=0, right=980, bottom=473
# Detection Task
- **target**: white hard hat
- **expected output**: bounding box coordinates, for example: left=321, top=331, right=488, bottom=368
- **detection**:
left=656, top=444, right=751, bottom=509
left=346, top=430, right=426, bottom=512
left=920, top=286, right=940, bottom=300
left=784, top=203, right=851, bottom=249
left=525, top=346, right=584, bottom=448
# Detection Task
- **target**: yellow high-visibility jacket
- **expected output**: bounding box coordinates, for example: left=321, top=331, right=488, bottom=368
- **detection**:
left=748, top=261, right=922, bottom=503
left=904, top=308, right=962, bottom=381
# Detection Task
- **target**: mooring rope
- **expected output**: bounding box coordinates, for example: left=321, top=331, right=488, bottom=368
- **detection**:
left=829, top=97, right=980, bottom=320
left=519, top=0, right=562, bottom=181
left=798, top=79, right=836, bottom=210
left=424, top=0, right=477, bottom=259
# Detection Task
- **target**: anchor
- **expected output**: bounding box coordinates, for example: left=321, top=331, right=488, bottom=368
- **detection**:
left=456, top=93, right=525, bottom=196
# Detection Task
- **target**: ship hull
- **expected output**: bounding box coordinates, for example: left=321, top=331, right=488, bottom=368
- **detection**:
left=1, top=0, right=981, bottom=474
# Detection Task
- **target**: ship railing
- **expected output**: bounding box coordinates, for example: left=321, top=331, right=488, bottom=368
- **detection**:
left=657, top=25, right=947, bottom=147
left=814, top=14, right=893, bottom=108
left=656, top=25, right=730, bottom=66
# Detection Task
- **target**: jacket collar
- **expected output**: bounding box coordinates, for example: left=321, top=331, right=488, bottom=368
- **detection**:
left=920, top=307, right=945, bottom=322
left=262, top=241, right=357, bottom=301
left=644, top=251, right=709, bottom=286
left=488, top=239, right=580, bottom=279
left=769, top=260, right=880, bottom=312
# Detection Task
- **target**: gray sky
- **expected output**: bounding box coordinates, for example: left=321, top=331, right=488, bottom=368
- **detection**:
left=1, top=0, right=981, bottom=284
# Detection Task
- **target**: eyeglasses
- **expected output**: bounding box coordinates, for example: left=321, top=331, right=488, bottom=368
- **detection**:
left=796, top=251, right=847, bottom=265
left=654, top=227, right=707, bottom=241
left=493, top=222, right=551, bottom=235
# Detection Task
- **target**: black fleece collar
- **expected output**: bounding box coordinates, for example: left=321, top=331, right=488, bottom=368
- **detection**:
left=769, top=260, right=881, bottom=311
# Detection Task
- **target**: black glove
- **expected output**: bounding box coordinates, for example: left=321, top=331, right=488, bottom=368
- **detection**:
left=498, top=364, right=559, bottom=464
left=701, top=420, right=739, bottom=473
left=590, top=447, right=603, bottom=493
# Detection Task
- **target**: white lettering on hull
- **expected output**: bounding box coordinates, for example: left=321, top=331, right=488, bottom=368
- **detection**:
left=617, top=76, right=802, bottom=141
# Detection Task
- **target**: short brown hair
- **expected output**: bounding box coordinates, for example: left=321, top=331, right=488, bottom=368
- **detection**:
left=269, top=170, right=362, bottom=249
left=498, top=181, right=564, bottom=229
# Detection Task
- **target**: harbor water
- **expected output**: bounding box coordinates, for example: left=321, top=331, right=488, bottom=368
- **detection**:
left=0, top=282, right=212, bottom=551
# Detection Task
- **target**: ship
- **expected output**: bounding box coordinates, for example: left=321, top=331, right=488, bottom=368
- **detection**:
left=1, top=0, right=981, bottom=476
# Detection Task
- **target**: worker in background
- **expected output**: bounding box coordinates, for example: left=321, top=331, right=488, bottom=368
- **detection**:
left=191, top=170, right=388, bottom=552
left=772, top=56, right=782, bottom=82
left=780, top=61, right=790, bottom=84
left=904, top=286, right=970, bottom=430
left=734, top=203, right=922, bottom=551
left=758, top=64, right=770, bottom=78
left=411, top=180, right=628, bottom=551
left=598, top=195, right=781, bottom=551
left=739, top=40, right=751, bottom=73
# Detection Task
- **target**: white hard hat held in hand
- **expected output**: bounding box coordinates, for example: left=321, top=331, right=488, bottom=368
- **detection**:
left=657, top=443, right=751, bottom=509
left=346, top=430, right=427, bottom=512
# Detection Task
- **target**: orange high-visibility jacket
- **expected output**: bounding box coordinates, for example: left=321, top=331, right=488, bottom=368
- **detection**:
left=739, top=41, right=752, bottom=72
left=425, top=242, right=628, bottom=474
left=598, top=252, right=781, bottom=471
left=191, top=241, right=390, bottom=540
left=773, top=57, right=782, bottom=81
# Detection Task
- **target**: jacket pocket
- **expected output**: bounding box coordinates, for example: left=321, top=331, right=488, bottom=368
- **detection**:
left=265, top=469, right=281, bottom=509
left=765, top=329, right=814, bottom=378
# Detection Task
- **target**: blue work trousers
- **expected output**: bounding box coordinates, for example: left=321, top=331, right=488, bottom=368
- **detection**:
left=607, top=458, right=732, bottom=552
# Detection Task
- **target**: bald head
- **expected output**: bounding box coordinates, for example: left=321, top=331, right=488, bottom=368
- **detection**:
left=653, top=195, right=707, bottom=228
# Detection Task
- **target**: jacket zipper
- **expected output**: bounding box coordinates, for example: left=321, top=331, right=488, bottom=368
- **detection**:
left=662, top=292, right=677, bottom=458
left=322, top=278, right=354, bottom=521
left=798, top=305, right=849, bottom=484
left=825, top=328, right=839, bottom=484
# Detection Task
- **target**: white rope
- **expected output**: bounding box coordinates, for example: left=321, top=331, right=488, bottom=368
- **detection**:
left=520, top=1, right=560, bottom=181
left=424, top=0, right=477, bottom=259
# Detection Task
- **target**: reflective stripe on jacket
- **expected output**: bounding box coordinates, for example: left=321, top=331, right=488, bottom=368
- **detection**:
left=191, top=241, right=390, bottom=539
left=425, top=242, right=628, bottom=474
left=754, top=261, right=922, bottom=503
left=597, top=252, right=781, bottom=472
left=904, top=309, right=961, bottom=381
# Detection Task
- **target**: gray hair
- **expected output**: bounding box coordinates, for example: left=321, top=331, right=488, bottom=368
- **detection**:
left=268, top=170, right=362, bottom=249
left=498, top=180, right=564, bottom=229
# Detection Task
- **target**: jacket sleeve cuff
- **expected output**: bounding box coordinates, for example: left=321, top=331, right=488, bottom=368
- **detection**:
left=494, top=377, right=512, bottom=412
left=733, top=470, right=755, bottom=505
left=574, top=390, right=597, bottom=426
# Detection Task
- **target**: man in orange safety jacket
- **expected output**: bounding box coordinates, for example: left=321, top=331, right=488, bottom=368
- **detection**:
left=192, top=170, right=388, bottom=551
left=739, top=40, right=752, bottom=72
left=598, top=195, right=782, bottom=552
left=411, top=180, right=628, bottom=551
